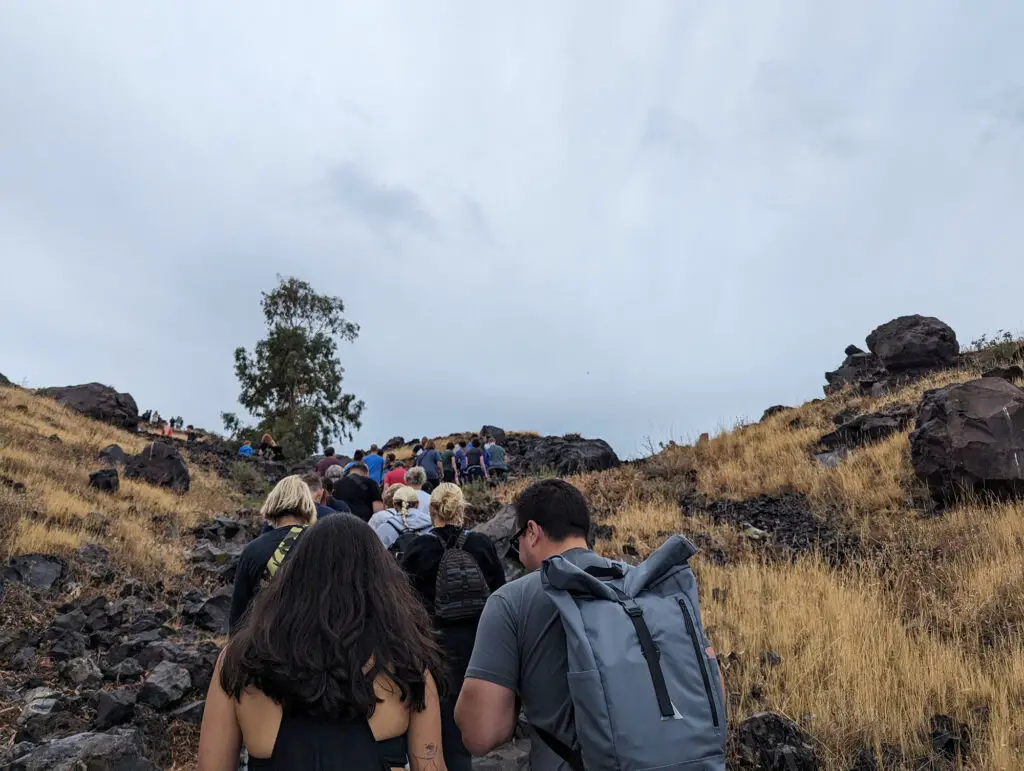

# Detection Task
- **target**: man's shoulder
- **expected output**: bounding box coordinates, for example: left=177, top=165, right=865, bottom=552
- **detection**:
left=491, top=570, right=544, bottom=609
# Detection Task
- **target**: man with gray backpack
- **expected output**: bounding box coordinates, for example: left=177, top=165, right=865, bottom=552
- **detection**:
left=455, top=479, right=726, bottom=771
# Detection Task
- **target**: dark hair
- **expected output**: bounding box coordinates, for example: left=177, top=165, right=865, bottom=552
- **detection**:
left=302, top=473, right=323, bottom=495
left=348, top=462, right=369, bottom=475
left=413, top=444, right=423, bottom=454
left=354, top=449, right=365, bottom=461
left=325, top=447, right=336, bottom=457
left=221, top=514, right=444, bottom=718
left=471, top=438, right=481, bottom=448
left=458, top=441, right=466, bottom=449
left=515, top=479, right=591, bottom=541
left=446, top=442, right=454, bottom=450
left=386, top=453, right=396, bottom=463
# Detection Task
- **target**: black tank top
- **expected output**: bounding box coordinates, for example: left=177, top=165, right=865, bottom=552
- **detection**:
left=247, top=711, right=394, bottom=770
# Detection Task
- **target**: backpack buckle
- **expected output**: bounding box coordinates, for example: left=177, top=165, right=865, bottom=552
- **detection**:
left=622, top=600, right=643, bottom=618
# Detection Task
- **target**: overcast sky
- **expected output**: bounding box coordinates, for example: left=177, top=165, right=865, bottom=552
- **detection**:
left=2, top=2, right=1023, bottom=458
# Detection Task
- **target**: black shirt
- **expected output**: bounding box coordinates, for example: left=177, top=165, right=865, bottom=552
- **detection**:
left=230, top=525, right=307, bottom=632
left=465, top=448, right=485, bottom=468
left=331, top=475, right=382, bottom=522
left=400, top=526, right=506, bottom=692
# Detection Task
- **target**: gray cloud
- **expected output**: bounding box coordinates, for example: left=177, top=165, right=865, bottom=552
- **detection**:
left=2, top=1, right=1023, bottom=458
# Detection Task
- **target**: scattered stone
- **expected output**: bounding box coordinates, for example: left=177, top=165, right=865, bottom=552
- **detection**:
left=622, top=539, right=640, bottom=557
left=866, top=315, right=959, bottom=372
left=473, top=739, right=532, bottom=770
left=36, top=382, right=141, bottom=432
left=813, top=449, right=848, bottom=469
left=760, top=406, right=792, bottom=422
left=825, top=348, right=887, bottom=394
left=732, top=711, right=820, bottom=770
left=760, top=651, right=783, bottom=667
left=98, top=443, right=127, bottom=466
left=4, top=554, right=67, bottom=591
left=104, top=658, right=144, bottom=683
left=982, top=365, right=1024, bottom=382
left=170, top=700, right=206, bottom=725
left=124, top=441, right=190, bottom=492
left=60, top=656, right=103, bottom=689
left=848, top=743, right=905, bottom=771
left=6, top=727, right=157, bottom=770
left=16, top=692, right=87, bottom=744
left=181, top=586, right=232, bottom=633
left=49, top=631, right=88, bottom=661
left=50, top=609, right=88, bottom=634
left=910, top=377, right=1024, bottom=505
left=87, top=468, right=120, bottom=494
left=138, top=660, right=191, bottom=709
left=12, top=646, right=38, bottom=671
left=95, top=689, right=137, bottom=730
left=930, top=714, right=971, bottom=762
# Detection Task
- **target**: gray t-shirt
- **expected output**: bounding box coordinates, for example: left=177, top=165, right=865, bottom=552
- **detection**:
left=417, top=449, right=443, bottom=480
left=464, top=548, right=598, bottom=771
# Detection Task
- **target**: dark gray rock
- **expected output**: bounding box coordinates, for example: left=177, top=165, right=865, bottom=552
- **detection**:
left=733, top=712, right=819, bottom=770
left=866, top=315, right=959, bottom=372
left=910, top=377, right=1024, bottom=504
left=474, top=505, right=526, bottom=582
left=813, top=450, right=848, bottom=469
left=138, top=660, right=191, bottom=709
left=50, top=609, right=88, bottom=634
left=5, top=727, right=156, bottom=770
left=49, top=631, right=88, bottom=662
left=181, top=586, right=232, bottom=633
left=480, top=425, right=507, bottom=444
left=382, top=436, right=406, bottom=451
left=824, top=349, right=887, bottom=394
left=124, top=441, right=190, bottom=492
left=98, top=444, right=127, bottom=466
left=11, top=646, right=37, bottom=671
left=60, top=656, right=103, bottom=689
left=36, top=382, right=140, bottom=432
left=15, top=692, right=87, bottom=744
left=818, top=404, right=915, bottom=451
left=760, top=406, right=792, bottom=422
left=472, top=739, right=531, bottom=770
left=95, top=689, right=136, bottom=730
left=170, top=700, right=206, bottom=725
left=981, top=365, right=1024, bottom=382
left=88, top=468, right=120, bottom=493
left=104, top=657, right=144, bottom=683
left=5, top=554, right=67, bottom=591
left=505, top=435, right=620, bottom=476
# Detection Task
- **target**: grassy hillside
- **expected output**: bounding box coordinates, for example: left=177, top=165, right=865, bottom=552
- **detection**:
left=0, top=387, right=237, bottom=578
left=487, top=366, right=1024, bottom=769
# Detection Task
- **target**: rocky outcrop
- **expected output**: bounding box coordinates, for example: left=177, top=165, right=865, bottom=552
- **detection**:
left=866, top=315, right=959, bottom=372
left=89, top=468, right=120, bottom=493
left=474, top=505, right=526, bottom=582
left=824, top=346, right=887, bottom=394
left=504, top=435, right=620, bottom=476
left=910, top=377, right=1024, bottom=504
left=818, top=404, right=915, bottom=451
left=36, top=383, right=140, bottom=432
left=124, top=442, right=190, bottom=493
left=732, top=712, right=819, bottom=770
left=4, top=554, right=67, bottom=591
left=982, top=365, right=1024, bottom=382
left=0, top=372, right=12, bottom=387
left=382, top=436, right=406, bottom=451
left=2, top=727, right=157, bottom=770
left=98, top=444, right=127, bottom=466
left=481, top=425, right=507, bottom=444
left=760, top=406, right=792, bottom=422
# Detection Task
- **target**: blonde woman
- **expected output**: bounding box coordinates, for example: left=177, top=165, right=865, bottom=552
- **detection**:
left=369, top=486, right=431, bottom=550
left=229, top=475, right=318, bottom=632
left=398, top=483, right=505, bottom=771
left=404, top=467, right=433, bottom=513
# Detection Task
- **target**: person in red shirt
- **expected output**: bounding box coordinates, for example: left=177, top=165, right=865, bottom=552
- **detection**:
left=314, top=447, right=344, bottom=476
left=384, top=458, right=408, bottom=489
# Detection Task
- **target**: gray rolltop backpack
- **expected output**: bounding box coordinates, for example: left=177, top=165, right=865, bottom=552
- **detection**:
left=537, top=536, right=726, bottom=771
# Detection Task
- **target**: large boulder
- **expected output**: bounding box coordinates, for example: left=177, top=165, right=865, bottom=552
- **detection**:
left=866, top=315, right=959, bottom=372
left=124, top=442, right=190, bottom=492
left=138, top=660, right=191, bottom=709
left=480, top=425, right=508, bottom=445
left=824, top=347, right=887, bottom=394
left=3, top=727, right=156, bottom=770
left=474, top=505, right=526, bottom=582
left=910, top=377, right=1024, bottom=504
left=382, top=436, right=406, bottom=452
left=4, top=554, right=67, bottom=591
left=506, top=435, right=620, bottom=476
left=36, top=383, right=140, bottom=432
left=88, top=468, right=120, bottom=493
left=98, top=444, right=127, bottom=466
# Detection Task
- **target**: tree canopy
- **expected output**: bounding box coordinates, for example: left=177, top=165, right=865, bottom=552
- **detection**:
left=225, top=276, right=364, bottom=457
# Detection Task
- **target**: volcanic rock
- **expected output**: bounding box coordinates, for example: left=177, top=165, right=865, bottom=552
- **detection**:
left=36, top=382, right=140, bottom=432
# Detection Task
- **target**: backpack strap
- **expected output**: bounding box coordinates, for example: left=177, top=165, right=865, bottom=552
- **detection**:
left=261, top=525, right=306, bottom=586
left=385, top=519, right=405, bottom=536
left=454, top=530, right=470, bottom=550
left=531, top=725, right=584, bottom=771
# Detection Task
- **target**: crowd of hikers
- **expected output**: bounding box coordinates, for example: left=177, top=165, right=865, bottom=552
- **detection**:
left=198, top=435, right=727, bottom=771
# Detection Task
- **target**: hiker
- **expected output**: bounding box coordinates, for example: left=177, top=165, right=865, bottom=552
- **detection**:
left=238, top=440, right=254, bottom=458
left=331, top=462, right=384, bottom=523
left=364, top=445, right=385, bottom=486
left=484, top=438, right=508, bottom=481
left=401, top=484, right=505, bottom=771
left=186, top=425, right=197, bottom=442
left=404, top=467, right=433, bottom=514
left=322, top=466, right=352, bottom=512
left=141, top=409, right=152, bottom=423
left=198, top=514, right=447, bottom=771
left=453, top=441, right=468, bottom=481
left=305, top=473, right=350, bottom=519
left=258, top=433, right=284, bottom=460
left=455, top=479, right=727, bottom=770
left=440, top=443, right=458, bottom=485
left=412, top=444, right=424, bottom=468
left=345, top=449, right=366, bottom=474
left=416, top=441, right=444, bottom=491
left=368, top=485, right=431, bottom=552
left=315, top=447, right=344, bottom=476
left=228, top=476, right=317, bottom=633
left=462, top=439, right=488, bottom=484
left=383, top=456, right=407, bottom=488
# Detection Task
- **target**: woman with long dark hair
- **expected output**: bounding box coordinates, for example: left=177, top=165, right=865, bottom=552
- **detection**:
left=199, top=513, right=447, bottom=771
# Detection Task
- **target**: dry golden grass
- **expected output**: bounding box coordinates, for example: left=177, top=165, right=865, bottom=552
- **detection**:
left=0, top=386, right=238, bottom=578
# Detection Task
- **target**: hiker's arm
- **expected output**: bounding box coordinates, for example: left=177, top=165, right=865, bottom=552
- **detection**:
left=456, top=679, right=516, bottom=755
left=457, top=595, right=519, bottom=754
left=408, top=671, right=447, bottom=771
left=197, top=652, right=242, bottom=771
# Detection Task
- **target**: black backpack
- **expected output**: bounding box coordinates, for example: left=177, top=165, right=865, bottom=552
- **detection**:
left=386, top=519, right=431, bottom=561
left=434, top=531, right=491, bottom=622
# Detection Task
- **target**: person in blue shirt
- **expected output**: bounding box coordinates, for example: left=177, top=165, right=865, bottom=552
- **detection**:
left=343, top=449, right=365, bottom=474
left=238, top=441, right=254, bottom=458
left=363, top=445, right=385, bottom=486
